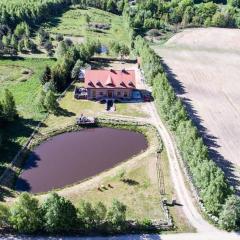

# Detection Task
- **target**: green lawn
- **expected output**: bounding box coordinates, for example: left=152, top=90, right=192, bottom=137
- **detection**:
left=44, top=6, right=131, bottom=47
left=0, top=57, right=55, bottom=172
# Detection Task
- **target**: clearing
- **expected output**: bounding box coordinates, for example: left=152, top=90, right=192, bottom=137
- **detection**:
left=44, top=6, right=130, bottom=47
left=153, top=27, right=240, bottom=192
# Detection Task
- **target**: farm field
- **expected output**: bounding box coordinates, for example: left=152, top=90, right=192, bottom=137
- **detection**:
left=0, top=57, right=55, bottom=173
left=44, top=6, right=130, bottom=47
left=153, top=28, right=240, bottom=192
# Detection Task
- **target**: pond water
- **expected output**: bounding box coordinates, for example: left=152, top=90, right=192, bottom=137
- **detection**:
left=15, top=127, right=148, bottom=193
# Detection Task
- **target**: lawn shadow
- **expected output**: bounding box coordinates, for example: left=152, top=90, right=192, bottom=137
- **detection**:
left=160, top=58, right=240, bottom=195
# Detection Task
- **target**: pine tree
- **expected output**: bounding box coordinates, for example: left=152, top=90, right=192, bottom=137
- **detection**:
left=40, top=66, right=52, bottom=85
left=44, top=90, right=58, bottom=113
left=3, top=89, right=18, bottom=122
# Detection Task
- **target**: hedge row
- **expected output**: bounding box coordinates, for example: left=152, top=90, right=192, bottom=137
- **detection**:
left=134, top=36, right=233, bottom=218
left=0, top=192, right=129, bottom=234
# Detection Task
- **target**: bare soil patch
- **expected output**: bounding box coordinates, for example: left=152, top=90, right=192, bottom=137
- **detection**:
left=153, top=28, right=240, bottom=192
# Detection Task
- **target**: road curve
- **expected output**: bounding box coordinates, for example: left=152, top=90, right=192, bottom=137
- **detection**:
left=147, top=101, right=217, bottom=233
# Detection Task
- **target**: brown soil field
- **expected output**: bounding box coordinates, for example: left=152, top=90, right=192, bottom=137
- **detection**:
left=153, top=28, right=240, bottom=192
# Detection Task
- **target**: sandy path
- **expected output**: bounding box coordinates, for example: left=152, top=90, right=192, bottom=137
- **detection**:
left=154, top=28, right=240, bottom=192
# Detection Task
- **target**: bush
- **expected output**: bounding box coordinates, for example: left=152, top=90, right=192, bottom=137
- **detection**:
left=10, top=193, right=42, bottom=233
left=41, top=192, right=77, bottom=233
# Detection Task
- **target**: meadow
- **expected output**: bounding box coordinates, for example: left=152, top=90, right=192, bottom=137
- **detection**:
left=0, top=57, right=55, bottom=173
left=44, top=7, right=131, bottom=47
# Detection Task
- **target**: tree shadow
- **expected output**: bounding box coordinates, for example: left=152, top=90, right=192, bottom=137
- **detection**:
left=55, top=106, right=76, bottom=117
left=160, top=58, right=240, bottom=195
left=122, top=178, right=139, bottom=186
left=0, top=185, right=15, bottom=201
left=15, top=177, right=31, bottom=192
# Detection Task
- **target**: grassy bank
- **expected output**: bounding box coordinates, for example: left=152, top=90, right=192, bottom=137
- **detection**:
left=0, top=57, right=55, bottom=173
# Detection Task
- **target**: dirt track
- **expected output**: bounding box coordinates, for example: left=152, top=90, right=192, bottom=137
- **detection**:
left=153, top=28, right=240, bottom=192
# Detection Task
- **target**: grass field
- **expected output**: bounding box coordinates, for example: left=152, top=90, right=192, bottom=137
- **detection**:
left=0, top=57, right=55, bottom=173
left=44, top=6, right=130, bottom=47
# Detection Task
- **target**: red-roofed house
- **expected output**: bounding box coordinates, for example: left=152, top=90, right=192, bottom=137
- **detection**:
left=84, top=69, right=136, bottom=100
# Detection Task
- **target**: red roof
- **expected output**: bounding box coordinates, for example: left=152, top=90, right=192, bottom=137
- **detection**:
left=84, top=69, right=136, bottom=89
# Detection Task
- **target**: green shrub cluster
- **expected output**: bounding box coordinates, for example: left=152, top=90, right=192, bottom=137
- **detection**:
left=134, top=36, right=239, bottom=227
left=0, top=192, right=127, bottom=234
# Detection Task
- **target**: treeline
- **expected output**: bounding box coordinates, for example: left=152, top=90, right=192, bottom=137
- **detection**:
left=125, top=0, right=240, bottom=30
left=0, top=0, right=70, bottom=56
left=134, top=36, right=240, bottom=231
left=71, top=0, right=126, bottom=14
left=0, top=192, right=130, bottom=234
left=0, top=0, right=70, bottom=29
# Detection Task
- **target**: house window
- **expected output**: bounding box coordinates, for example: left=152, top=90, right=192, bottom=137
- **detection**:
left=124, top=92, right=128, bottom=97
left=117, top=91, right=121, bottom=96
left=99, top=92, right=103, bottom=96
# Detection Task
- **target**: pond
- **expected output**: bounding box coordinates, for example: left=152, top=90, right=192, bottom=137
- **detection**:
left=16, top=127, right=148, bottom=193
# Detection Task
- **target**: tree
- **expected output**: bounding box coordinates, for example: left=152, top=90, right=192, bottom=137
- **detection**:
left=10, top=193, right=42, bottom=233
left=41, top=192, right=77, bottom=233
left=85, top=14, right=91, bottom=28
left=71, top=60, right=84, bottom=80
left=77, top=200, right=107, bottom=229
left=106, top=0, right=117, bottom=13
left=55, top=33, right=64, bottom=42
left=24, top=37, right=31, bottom=50
left=77, top=200, right=97, bottom=229
left=120, top=44, right=130, bottom=59
left=219, top=195, right=240, bottom=231
left=14, top=22, right=30, bottom=39
left=228, top=0, right=240, bottom=8
left=0, top=203, right=10, bottom=228
left=95, top=201, right=107, bottom=226
left=107, top=199, right=126, bottom=228
left=40, top=66, right=52, bottom=85
left=37, top=89, right=46, bottom=111
left=55, top=41, right=67, bottom=59
left=10, top=34, right=18, bottom=50
left=44, top=90, right=59, bottom=113
left=3, top=89, right=18, bottom=122
left=211, top=12, right=226, bottom=27
left=44, top=40, right=54, bottom=56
